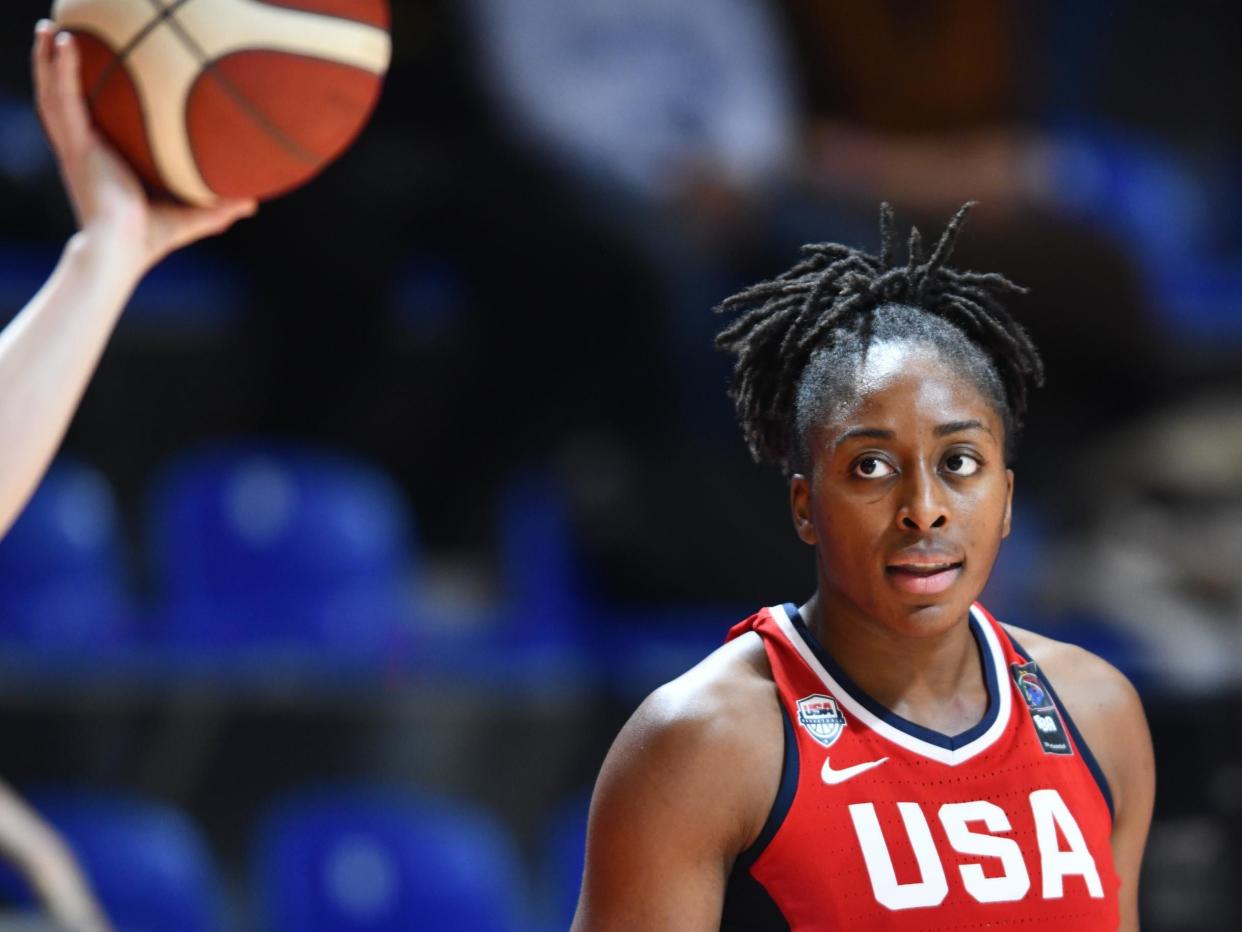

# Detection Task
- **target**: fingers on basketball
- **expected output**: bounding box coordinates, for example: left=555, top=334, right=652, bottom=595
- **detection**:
left=32, top=22, right=57, bottom=130
left=32, top=21, right=91, bottom=157
left=53, top=31, right=93, bottom=144
left=52, top=1, right=391, bottom=205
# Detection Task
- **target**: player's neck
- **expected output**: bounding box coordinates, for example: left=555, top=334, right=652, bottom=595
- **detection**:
left=799, top=592, right=989, bottom=736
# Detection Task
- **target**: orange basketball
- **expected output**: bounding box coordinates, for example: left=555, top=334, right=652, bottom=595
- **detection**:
left=51, top=0, right=392, bottom=205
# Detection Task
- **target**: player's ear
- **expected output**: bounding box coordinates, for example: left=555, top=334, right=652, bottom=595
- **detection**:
left=790, top=473, right=817, bottom=546
left=1001, top=468, right=1014, bottom=538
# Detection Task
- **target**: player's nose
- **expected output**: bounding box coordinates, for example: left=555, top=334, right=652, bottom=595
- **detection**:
left=895, top=463, right=948, bottom=531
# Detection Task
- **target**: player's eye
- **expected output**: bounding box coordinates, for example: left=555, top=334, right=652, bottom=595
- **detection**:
left=943, top=452, right=981, bottom=477
left=852, top=456, right=895, bottom=479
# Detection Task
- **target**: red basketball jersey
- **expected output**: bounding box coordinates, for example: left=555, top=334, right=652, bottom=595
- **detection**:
left=719, top=602, right=1118, bottom=930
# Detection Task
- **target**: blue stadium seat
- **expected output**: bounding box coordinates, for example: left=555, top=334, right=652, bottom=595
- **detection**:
left=495, top=470, right=584, bottom=649
left=0, top=245, right=246, bottom=341
left=402, top=469, right=599, bottom=689
left=146, top=444, right=417, bottom=655
left=1150, top=259, right=1242, bottom=343
left=1043, top=123, right=1208, bottom=268
left=539, top=793, right=589, bottom=931
left=118, top=251, right=249, bottom=335
left=11, top=789, right=222, bottom=932
left=254, top=786, right=526, bottom=932
left=489, top=469, right=732, bottom=693
left=0, top=461, right=131, bottom=650
left=596, top=605, right=736, bottom=701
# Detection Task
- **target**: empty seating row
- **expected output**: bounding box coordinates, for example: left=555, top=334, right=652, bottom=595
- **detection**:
left=0, top=444, right=1148, bottom=695
left=0, top=447, right=448, bottom=658
left=0, top=785, right=588, bottom=932
left=0, top=447, right=736, bottom=693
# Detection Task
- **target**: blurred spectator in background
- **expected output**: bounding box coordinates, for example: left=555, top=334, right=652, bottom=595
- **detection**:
left=466, top=0, right=1169, bottom=498
left=461, top=0, right=829, bottom=609
left=466, top=0, right=794, bottom=221
left=465, top=0, right=805, bottom=437
left=775, top=0, right=1168, bottom=505
left=1054, top=394, right=1242, bottom=693
left=461, top=0, right=1176, bottom=612
left=786, top=0, right=1036, bottom=210
left=467, top=0, right=796, bottom=219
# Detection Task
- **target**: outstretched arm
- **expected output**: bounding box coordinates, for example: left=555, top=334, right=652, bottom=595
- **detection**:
left=0, top=21, right=255, bottom=539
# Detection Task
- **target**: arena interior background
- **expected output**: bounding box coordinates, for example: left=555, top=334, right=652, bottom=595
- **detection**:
left=0, top=1, right=1239, bottom=929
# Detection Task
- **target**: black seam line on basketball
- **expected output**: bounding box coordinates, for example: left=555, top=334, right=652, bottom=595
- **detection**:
left=84, top=0, right=199, bottom=106
left=157, top=7, right=320, bottom=167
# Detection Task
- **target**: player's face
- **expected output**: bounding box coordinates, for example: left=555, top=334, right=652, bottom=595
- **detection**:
left=789, top=341, right=1013, bottom=639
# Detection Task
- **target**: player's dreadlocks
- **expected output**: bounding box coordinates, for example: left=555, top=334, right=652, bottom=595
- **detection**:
left=714, top=202, right=1044, bottom=476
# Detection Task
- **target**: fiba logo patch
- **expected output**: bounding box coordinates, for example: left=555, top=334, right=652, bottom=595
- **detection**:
left=1010, top=661, right=1073, bottom=756
left=797, top=694, right=846, bottom=748
left=1017, top=671, right=1052, bottom=710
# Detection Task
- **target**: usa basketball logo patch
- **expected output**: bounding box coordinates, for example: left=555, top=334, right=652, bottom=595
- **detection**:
left=796, top=694, right=846, bottom=748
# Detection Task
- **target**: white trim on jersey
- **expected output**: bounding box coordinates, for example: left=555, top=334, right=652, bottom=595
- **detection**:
left=768, top=603, right=1012, bottom=766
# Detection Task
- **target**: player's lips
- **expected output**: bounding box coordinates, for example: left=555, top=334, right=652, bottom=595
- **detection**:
left=885, top=549, right=964, bottom=595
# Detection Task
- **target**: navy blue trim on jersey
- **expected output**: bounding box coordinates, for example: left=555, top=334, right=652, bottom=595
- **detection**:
left=784, top=603, right=1001, bottom=752
left=720, top=864, right=791, bottom=931
left=720, top=864, right=784, bottom=929
left=733, top=704, right=799, bottom=872
left=721, top=705, right=797, bottom=930
left=1006, top=631, right=1116, bottom=822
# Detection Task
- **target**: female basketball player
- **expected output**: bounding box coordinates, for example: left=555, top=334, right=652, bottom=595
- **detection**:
left=574, top=205, right=1154, bottom=930
left=0, top=24, right=252, bottom=930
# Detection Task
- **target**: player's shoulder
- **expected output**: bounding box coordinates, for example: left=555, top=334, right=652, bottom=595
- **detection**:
left=1001, top=622, right=1142, bottom=722
left=1001, top=621, right=1151, bottom=811
left=632, top=629, right=780, bottom=761
left=595, top=630, right=783, bottom=854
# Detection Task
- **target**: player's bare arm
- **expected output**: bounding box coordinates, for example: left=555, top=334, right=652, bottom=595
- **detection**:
left=1010, top=627, right=1155, bottom=932
left=0, top=779, right=110, bottom=932
left=0, top=22, right=258, bottom=929
left=573, top=632, right=783, bottom=932
left=0, top=22, right=255, bottom=538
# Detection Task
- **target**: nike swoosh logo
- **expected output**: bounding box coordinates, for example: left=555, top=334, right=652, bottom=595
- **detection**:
left=821, top=755, right=889, bottom=785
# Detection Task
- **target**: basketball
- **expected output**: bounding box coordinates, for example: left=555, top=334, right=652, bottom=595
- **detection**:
left=50, top=0, right=392, bottom=205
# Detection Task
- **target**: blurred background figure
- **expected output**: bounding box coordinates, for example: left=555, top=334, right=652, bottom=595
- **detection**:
left=468, top=0, right=796, bottom=206
left=1055, top=395, right=1242, bottom=693
left=0, top=0, right=1238, bottom=929
left=774, top=0, right=1168, bottom=502
left=465, top=0, right=802, bottom=436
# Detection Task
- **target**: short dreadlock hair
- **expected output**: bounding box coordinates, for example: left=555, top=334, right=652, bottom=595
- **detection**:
left=714, top=203, right=1044, bottom=477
